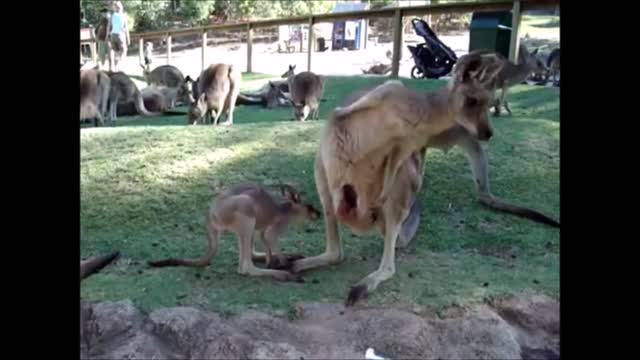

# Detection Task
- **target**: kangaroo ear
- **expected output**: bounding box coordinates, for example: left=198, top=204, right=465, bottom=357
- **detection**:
left=454, top=51, right=503, bottom=86
left=281, top=184, right=300, bottom=203
left=269, top=81, right=275, bottom=88
left=185, top=75, right=193, bottom=82
left=480, top=60, right=504, bottom=85
left=291, top=65, right=296, bottom=70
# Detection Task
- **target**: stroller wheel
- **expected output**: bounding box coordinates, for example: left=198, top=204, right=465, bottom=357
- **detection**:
left=411, top=66, right=425, bottom=79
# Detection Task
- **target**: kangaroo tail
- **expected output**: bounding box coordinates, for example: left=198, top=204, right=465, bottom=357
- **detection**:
left=148, top=222, right=220, bottom=268
left=479, top=195, right=560, bottom=228
left=80, top=251, right=120, bottom=280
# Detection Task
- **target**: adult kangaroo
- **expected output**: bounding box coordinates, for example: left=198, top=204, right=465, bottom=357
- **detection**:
left=188, top=63, right=241, bottom=126
left=105, top=71, right=162, bottom=125
left=80, top=68, right=110, bottom=126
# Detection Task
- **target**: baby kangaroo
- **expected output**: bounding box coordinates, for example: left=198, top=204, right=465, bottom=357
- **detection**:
left=148, top=184, right=321, bottom=282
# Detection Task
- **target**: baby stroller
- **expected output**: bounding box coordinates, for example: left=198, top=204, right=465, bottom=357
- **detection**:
left=407, top=18, right=458, bottom=79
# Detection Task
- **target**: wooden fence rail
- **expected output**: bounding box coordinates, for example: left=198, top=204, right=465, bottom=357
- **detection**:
left=81, top=0, right=559, bottom=77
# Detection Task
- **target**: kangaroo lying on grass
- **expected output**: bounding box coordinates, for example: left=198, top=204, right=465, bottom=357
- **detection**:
left=190, top=76, right=287, bottom=109
left=188, top=63, right=241, bottom=126
left=291, top=51, right=522, bottom=306
left=148, top=184, right=321, bottom=281
left=362, top=50, right=394, bottom=75
left=141, top=64, right=194, bottom=105
left=362, top=63, right=392, bottom=75
left=80, top=68, right=110, bottom=126
left=282, top=65, right=325, bottom=121
left=238, top=81, right=290, bottom=108
left=116, top=86, right=185, bottom=116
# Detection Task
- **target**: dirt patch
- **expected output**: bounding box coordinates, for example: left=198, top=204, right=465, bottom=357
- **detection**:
left=81, top=294, right=558, bottom=359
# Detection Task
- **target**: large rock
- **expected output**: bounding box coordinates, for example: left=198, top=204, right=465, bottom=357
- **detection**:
left=80, top=295, right=559, bottom=360
left=495, top=294, right=560, bottom=359
left=81, top=300, right=184, bottom=359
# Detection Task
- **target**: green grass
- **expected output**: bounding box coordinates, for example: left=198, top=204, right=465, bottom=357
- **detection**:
left=241, top=72, right=278, bottom=82
left=80, top=75, right=560, bottom=315
left=240, top=72, right=282, bottom=91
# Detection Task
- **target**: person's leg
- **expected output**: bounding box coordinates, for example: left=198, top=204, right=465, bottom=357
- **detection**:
left=108, top=37, right=115, bottom=72
left=97, top=41, right=107, bottom=70
left=111, top=34, right=123, bottom=72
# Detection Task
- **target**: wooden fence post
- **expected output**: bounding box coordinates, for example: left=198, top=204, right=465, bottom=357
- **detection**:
left=247, top=24, right=253, bottom=73
left=363, top=19, right=368, bottom=50
left=166, top=33, right=172, bottom=65
left=299, top=25, right=304, bottom=52
left=138, top=37, right=144, bottom=67
left=307, top=17, right=314, bottom=72
left=202, top=30, right=207, bottom=72
left=391, top=9, right=403, bottom=78
left=508, top=0, right=522, bottom=63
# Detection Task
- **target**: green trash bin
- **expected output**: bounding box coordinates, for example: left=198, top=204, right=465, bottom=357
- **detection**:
left=468, top=11, right=512, bottom=58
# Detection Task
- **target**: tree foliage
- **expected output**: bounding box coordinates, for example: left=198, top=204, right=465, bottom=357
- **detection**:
left=180, top=0, right=215, bottom=24
left=81, top=0, right=338, bottom=32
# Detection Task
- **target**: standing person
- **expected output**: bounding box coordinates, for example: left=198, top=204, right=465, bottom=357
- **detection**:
left=143, top=42, right=153, bottom=69
left=108, top=1, right=130, bottom=72
left=94, top=7, right=111, bottom=71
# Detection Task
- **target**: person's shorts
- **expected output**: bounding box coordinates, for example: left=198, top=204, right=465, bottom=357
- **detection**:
left=110, top=33, right=126, bottom=54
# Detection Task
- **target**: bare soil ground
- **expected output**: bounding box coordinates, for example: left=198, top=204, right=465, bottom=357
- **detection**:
left=97, top=31, right=558, bottom=93
left=80, top=294, right=559, bottom=359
